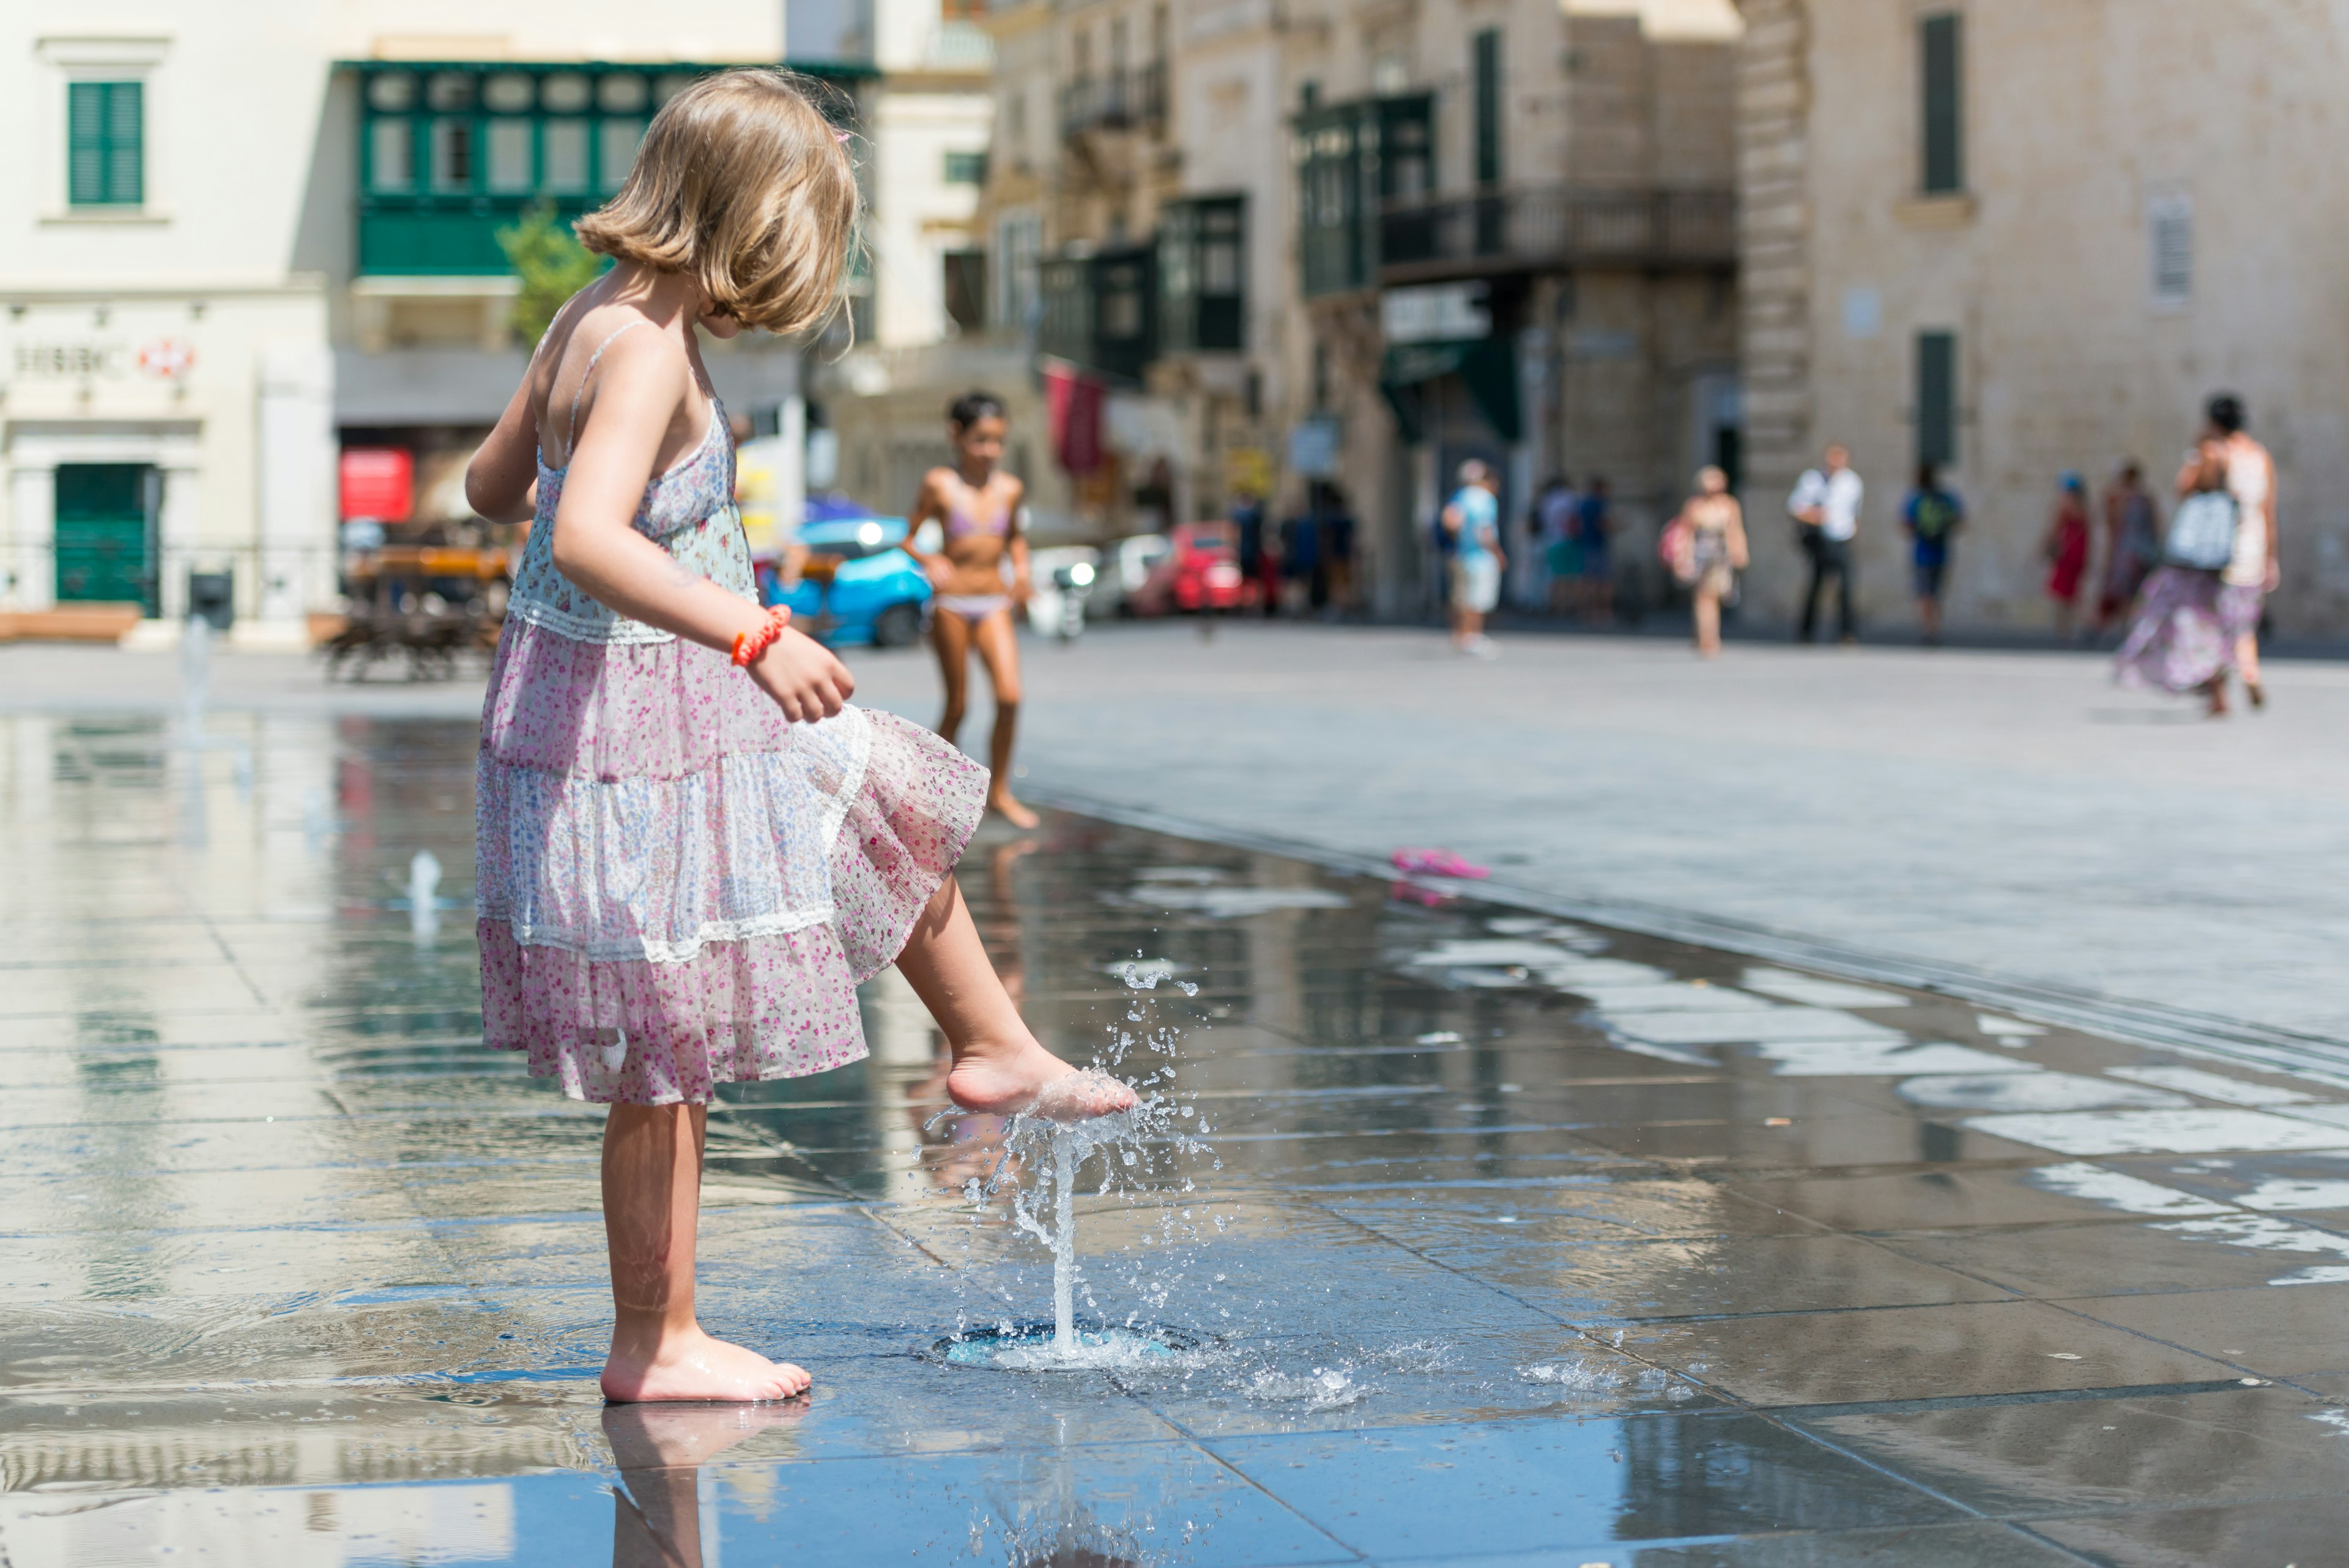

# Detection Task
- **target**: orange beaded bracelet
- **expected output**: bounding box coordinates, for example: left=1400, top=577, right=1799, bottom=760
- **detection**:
left=729, top=607, right=792, bottom=667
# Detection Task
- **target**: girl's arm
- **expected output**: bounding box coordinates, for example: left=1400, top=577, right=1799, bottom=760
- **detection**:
left=466, top=370, right=542, bottom=525
left=1727, top=499, right=1750, bottom=569
left=540, top=336, right=853, bottom=722
left=1005, top=479, right=1032, bottom=601
left=2266, top=450, right=2282, bottom=588
left=902, top=472, right=952, bottom=586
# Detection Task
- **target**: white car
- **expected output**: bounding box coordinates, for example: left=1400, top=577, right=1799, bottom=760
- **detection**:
left=1091, top=534, right=1173, bottom=619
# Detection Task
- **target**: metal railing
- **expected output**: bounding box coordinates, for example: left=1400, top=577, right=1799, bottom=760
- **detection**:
left=1057, top=61, right=1168, bottom=140
left=1376, top=186, right=1736, bottom=282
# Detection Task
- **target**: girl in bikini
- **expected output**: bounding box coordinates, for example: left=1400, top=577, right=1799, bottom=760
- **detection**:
left=905, top=392, right=1039, bottom=828
left=461, top=72, right=1131, bottom=1406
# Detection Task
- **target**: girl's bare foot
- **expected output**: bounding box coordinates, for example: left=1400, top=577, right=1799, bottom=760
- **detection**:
left=601, top=1326, right=810, bottom=1403
left=947, top=1036, right=1137, bottom=1121
left=987, top=788, right=1041, bottom=830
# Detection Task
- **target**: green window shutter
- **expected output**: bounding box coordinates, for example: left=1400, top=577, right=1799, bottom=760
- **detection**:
left=1472, top=30, right=1502, bottom=188
left=1921, top=13, right=1962, bottom=195
left=108, top=83, right=144, bottom=204
left=69, top=81, right=143, bottom=206
left=1917, top=331, right=1958, bottom=468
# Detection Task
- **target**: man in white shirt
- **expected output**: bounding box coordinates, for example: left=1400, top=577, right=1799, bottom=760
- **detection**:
left=1789, top=444, right=1864, bottom=643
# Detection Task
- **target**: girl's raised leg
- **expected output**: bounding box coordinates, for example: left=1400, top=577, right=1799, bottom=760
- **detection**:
left=971, top=607, right=1039, bottom=828
left=599, top=1102, right=810, bottom=1402
left=896, top=876, right=1136, bottom=1118
left=931, top=604, right=973, bottom=746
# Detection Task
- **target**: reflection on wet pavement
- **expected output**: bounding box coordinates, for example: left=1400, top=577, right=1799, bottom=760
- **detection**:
left=7, top=710, right=2349, bottom=1566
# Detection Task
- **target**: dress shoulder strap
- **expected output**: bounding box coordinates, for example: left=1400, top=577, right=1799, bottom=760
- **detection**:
left=565, top=319, right=653, bottom=451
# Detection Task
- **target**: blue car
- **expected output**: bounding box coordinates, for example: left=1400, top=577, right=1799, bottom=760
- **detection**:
left=759, top=516, right=932, bottom=648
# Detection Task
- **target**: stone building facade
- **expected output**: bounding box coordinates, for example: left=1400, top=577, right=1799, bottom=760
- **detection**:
left=836, top=0, right=1742, bottom=600
left=1737, top=0, right=2349, bottom=637
left=2, top=4, right=814, bottom=644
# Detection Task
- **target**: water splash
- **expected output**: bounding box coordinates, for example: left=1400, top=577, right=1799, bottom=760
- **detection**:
left=935, top=954, right=1217, bottom=1369
left=407, top=850, right=443, bottom=945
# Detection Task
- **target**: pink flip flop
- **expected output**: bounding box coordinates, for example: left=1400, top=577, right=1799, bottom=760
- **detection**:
left=1390, top=848, right=1491, bottom=880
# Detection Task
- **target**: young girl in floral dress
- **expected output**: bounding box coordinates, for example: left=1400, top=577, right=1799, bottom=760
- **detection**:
left=462, top=71, right=1132, bottom=1405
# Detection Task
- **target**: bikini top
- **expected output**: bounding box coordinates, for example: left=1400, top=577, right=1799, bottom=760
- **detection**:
left=942, top=472, right=1013, bottom=541
left=508, top=319, right=750, bottom=646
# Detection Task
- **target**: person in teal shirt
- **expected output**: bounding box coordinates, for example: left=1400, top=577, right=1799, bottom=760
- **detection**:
left=1442, top=460, right=1505, bottom=656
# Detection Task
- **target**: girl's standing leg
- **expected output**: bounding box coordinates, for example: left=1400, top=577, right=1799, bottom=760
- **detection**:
left=897, top=875, right=1135, bottom=1118
left=931, top=606, right=973, bottom=746
left=599, top=1103, right=810, bottom=1402
left=970, top=607, right=1039, bottom=828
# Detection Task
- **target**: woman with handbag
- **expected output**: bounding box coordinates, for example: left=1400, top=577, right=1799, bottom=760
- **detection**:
left=2114, top=410, right=2244, bottom=714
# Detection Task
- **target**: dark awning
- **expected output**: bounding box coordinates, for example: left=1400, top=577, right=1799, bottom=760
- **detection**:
left=1377, top=338, right=1520, bottom=445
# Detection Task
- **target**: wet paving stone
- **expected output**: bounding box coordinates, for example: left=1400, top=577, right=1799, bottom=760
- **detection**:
left=9, top=708, right=2349, bottom=1564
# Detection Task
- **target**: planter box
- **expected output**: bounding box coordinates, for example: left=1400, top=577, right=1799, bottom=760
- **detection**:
left=0, top=605, right=144, bottom=644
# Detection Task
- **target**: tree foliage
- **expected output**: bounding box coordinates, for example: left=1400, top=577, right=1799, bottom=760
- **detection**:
left=496, top=203, right=603, bottom=344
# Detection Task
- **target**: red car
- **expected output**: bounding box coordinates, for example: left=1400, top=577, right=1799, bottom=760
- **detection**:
left=1130, top=521, right=1252, bottom=615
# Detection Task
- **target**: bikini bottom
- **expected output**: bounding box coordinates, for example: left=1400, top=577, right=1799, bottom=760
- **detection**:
left=934, top=594, right=1012, bottom=624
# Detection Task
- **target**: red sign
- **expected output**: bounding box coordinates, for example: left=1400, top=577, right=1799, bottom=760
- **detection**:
left=340, top=448, right=414, bottom=522
left=1044, top=359, right=1104, bottom=477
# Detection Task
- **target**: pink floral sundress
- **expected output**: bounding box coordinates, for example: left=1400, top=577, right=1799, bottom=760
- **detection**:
left=475, top=330, right=984, bottom=1104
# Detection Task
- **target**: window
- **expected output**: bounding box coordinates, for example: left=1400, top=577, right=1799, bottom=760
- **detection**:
left=1294, top=92, right=1433, bottom=295
left=1921, top=13, right=1963, bottom=195
left=598, top=119, right=646, bottom=193
left=1159, top=195, right=1245, bottom=352
left=431, top=119, right=474, bottom=193
left=368, top=119, right=414, bottom=193
left=944, top=149, right=987, bottom=185
left=2149, top=191, right=2193, bottom=308
left=355, top=64, right=714, bottom=273
left=68, top=81, right=143, bottom=206
left=486, top=121, right=533, bottom=193
left=995, top=212, right=1042, bottom=329
left=1917, top=331, right=1958, bottom=468
left=544, top=121, right=590, bottom=193
left=1472, top=30, right=1502, bottom=188
left=944, top=250, right=987, bottom=332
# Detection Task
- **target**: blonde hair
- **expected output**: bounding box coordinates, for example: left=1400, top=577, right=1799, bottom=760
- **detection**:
left=575, top=69, right=859, bottom=336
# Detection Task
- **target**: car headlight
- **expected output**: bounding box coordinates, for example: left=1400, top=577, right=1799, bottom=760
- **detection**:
left=1067, top=562, right=1096, bottom=587
left=856, top=522, right=885, bottom=547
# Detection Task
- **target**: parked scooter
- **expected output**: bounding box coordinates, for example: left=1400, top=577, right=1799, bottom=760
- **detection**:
left=1051, top=559, right=1094, bottom=641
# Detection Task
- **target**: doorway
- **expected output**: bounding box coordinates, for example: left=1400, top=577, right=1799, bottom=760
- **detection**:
left=55, top=464, right=160, bottom=614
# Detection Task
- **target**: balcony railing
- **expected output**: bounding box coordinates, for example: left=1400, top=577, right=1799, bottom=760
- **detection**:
left=1376, top=186, right=1736, bottom=283
left=1058, top=61, right=1167, bottom=141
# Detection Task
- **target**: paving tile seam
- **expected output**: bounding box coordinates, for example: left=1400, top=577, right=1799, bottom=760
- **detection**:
left=1029, top=784, right=2349, bottom=1092
left=2022, top=1296, right=2342, bottom=1405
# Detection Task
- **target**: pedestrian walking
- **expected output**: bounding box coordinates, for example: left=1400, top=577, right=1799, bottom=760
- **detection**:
left=2041, top=473, right=2093, bottom=642
left=1280, top=501, right=1323, bottom=613
left=1902, top=463, right=1964, bottom=646
left=2209, top=395, right=2279, bottom=709
left=1442, top=459, right=1505, bottom=656
left=1319, top=483, right=1357, bottom=612
left=1575, top=477, right=1615, bottom=623
left=1233, top=491, right=1275, bottom=617
left=1789, top=444, right=1862, bottom=643
left=905, top=391, right=1041, bottom=827
left=1537, top=475, right=1581, bottom=614
left=459, top=70, right=1132, bottom=1406
left=2116, top=439, right=2230, bottom=710
left=2093, top=461, right=2162, bottom=640
left=1664, top=464, right=1747, bottom=658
